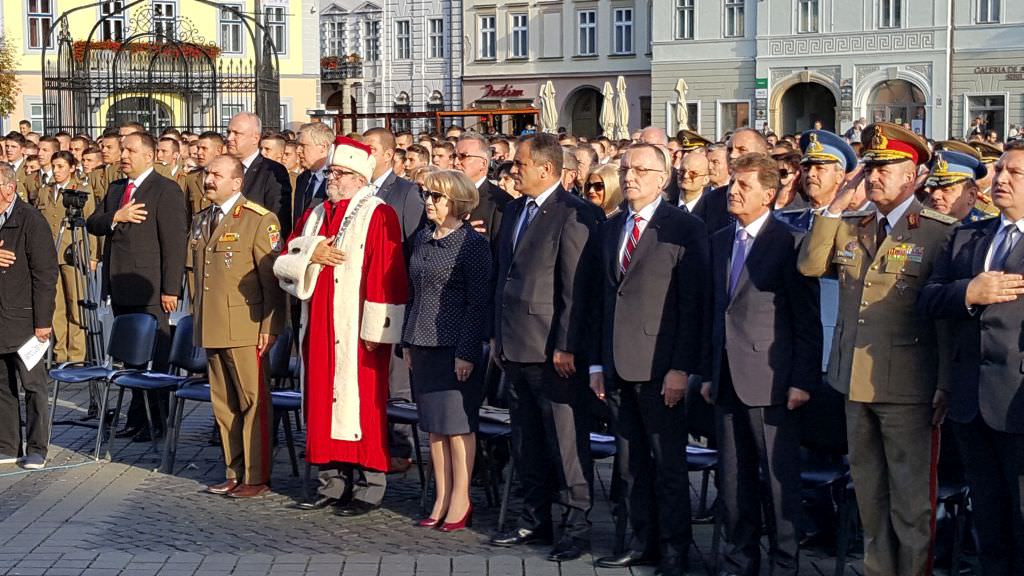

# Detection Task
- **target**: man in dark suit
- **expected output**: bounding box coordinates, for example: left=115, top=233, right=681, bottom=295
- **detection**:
left=920, top=141, right=1024, bottom=575
left=693, top=129, right=770, bottom=235
left=226, top=112, right=292, bottom=236
left=455, top=132, right=513, bottom=242
left=589, top=144, right=708, bottom=576
left=701, top=153, right=822, bottom=575
left=292, top=122, right=333, bottom=226
left=0, top=164, right=58, bottom=468
left=86, top=132, right=188, bottom=441
left=362, top=127, right=425, bottom=472
left=489, top=133, right=599, bottom=562
left=363, top=127, right=425, bottom=254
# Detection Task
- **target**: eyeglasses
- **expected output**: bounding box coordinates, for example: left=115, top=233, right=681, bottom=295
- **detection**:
left=327, top=167, right=358, bottom=179
left=587, top=181, right=605, bottom=191
left=456, top=152, right=487, bottom=162
left=778, top=169, right=793, bottom=178
left=682, top=170, right=708, bottom=179
left=618, top=166, right=664, bottom=177
left=421, top=189, right=448, bottom=204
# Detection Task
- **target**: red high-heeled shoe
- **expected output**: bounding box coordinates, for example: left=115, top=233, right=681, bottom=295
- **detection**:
left=438, top=504, right=473, bottom=532
left=416, top=517, right=440, bottom=528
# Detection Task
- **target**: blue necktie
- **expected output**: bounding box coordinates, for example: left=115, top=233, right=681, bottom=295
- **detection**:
left=514, top=200, right=538, bottom=250
left=728, top=228, right=749, bottom=298
left=991, top=224, right=1018, bottom=271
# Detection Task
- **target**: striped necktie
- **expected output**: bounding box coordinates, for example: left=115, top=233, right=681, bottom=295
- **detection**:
left=620, top=214, right=644, bottom=275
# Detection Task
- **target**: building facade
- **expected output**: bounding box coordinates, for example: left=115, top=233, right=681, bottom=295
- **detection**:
left=950, top=0, right=1023, bottom=140
left=2, top=0, right=320, bottom=134
left=319, top=0, right=462, bottom=134
left=462, top=0, right=652, bottom=137
left=652, top=0, right=957, bottom=140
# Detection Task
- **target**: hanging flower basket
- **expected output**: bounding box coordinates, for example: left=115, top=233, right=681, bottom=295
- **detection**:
left=321, top=56, right=341, bottom=70
left=72, top=40, right=221, bottom=62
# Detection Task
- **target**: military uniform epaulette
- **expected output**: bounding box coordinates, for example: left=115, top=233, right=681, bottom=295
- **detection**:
left=919, top=208, right=959, bottom=225
left=243, top=201, right=269, bottom=216
left=840, top=210, right=872, bottom=218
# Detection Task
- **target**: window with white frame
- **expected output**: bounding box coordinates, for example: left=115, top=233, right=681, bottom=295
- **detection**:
left=724, top=0, right=744, bottom=38
left=676, top=0, right=694, bottom=40
left=613, top=8, right=633, bottom=54
left=577, top=10, right=596, bottom=56
left=479, top=15, right=496, bottom=60
left=879, top=0, right=901, bottom=28
left=27, top=0, right=53, bottom=50
left=510, top=13, right=529, bottom=58
left=28, top=101, right=46, bottom=133
left=264, top=6, right=287, bottom=54
left=364, top=21, right=380, bottom=61
left=718, top=100, right=750, bottom=139
left=220, top=5, right=244, bottom=54
left=798, top=0, right=819, bottom=33
left=395, top=20, right=411, bottom=59
left=324, top=21, right=344, bottom=56
left=429, top=19, right=444, bottom=59
left=978, top=0, right=1000, bottom=23
left=221, top=104, right=243, bottom=128
left=280, top=103, right=290, bottom=129
left=100, top=1, right=125, bottom=42
left=154, top=1, right=177, bottom=41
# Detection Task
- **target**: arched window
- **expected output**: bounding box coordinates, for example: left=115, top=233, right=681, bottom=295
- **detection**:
left=427, top=90, right=444, bottom=112
left=867, top=80, right=926, bottom=133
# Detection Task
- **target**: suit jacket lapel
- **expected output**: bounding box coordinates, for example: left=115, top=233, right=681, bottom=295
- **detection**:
left=622, top=203, right=669, bottom=283
left=733, top=215, right=779, bottom=299
left=972, top=218, right=1002, bottom=275
left=244, top=155, right=262, bottom=190
left=606, top=210, right=627, bottom=282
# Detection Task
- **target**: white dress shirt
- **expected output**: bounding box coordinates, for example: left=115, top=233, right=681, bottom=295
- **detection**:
left=985, top=215, right=1024, bottom=271
left=372, top=169, right=394, bottom=194
left=241, top=151, right=260, bottom=173
left=513, top=181, right=559, bottom=240
left=617, top=196, right=663, bottom=266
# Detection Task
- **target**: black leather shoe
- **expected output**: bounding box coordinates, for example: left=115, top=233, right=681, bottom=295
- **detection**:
left=78, top=404, right=99, bottom=422
left=131, top=428, right=164, bottom=443
left=547, top=538, right=587, bottom=562
left=595, top=551, right=657, bottom=568
left=293, top=496, right=339, bottom=510
left=335, top=500, right=379, bottom=517
left=490, top=528, right=553, bottom=547
left=114, top=425, right=143, bottom=439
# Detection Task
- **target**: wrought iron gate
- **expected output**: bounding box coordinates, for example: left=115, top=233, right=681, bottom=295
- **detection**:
left=42, top=0, right=280, bottom=135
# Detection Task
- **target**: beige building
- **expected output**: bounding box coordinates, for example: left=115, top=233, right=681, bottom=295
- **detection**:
left=462, top=0, right=652, bottom=136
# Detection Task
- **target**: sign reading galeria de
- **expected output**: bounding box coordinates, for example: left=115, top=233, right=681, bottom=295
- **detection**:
left=973, top=66, right=1024, bottom=81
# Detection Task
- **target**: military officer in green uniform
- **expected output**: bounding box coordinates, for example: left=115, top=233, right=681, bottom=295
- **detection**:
left=193, top=155, right=286, bottom=499
left=798, top=122, right=956, bottom=576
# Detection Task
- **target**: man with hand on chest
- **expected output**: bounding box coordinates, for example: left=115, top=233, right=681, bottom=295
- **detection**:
left=192, top=155, right=286, bottom=498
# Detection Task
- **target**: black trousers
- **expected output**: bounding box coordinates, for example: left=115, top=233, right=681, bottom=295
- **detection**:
left=0, top=353, right=49, bottom=458
left=504, top=360, right=592, bottom=543
left=716, top=360, right=801, bottom=576
left=953, top=415, right=1024, bottom=576
left=111, top=304, right=171, bottom=430
left=607, top=377, right=692, bottom=565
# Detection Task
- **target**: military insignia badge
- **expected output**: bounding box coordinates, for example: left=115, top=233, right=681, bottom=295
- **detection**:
left=219, top=232, right=240, bottom=242
left=807, top=133, right=825, bottom=154
left=908, top=213, right=920, bottom=230
left=233, top=205, right=243, bottom=218
left=268, top=224, right=282, bottom=251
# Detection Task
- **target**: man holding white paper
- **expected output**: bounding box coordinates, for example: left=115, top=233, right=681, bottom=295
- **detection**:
left=0, top=163, right=58, bottom=469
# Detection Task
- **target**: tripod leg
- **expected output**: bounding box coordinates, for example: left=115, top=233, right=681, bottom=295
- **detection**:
left=47, top=380, right=61, bottom=450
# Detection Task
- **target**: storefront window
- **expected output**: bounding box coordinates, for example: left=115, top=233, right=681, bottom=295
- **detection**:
left=718, top=100, right=750, bottom=139
left=966, top=95, right=1005, bottom=140
left=867, top=80, right=926, bottom=134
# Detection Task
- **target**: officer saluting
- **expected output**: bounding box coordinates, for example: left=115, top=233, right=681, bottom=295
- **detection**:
left=193, top=155, right=286, bottom=499
left=798, top=122, right=957, bottom=576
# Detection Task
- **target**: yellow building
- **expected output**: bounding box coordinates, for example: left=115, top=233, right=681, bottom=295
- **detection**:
left=2, top=0, right=321, bottom=134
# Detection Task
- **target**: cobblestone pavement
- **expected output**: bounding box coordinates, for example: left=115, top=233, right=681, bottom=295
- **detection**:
left=0, top=385, right=869, bottom=575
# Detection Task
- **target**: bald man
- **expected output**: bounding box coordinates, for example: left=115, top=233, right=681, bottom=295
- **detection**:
left=693, top=129, right=770, bottom=234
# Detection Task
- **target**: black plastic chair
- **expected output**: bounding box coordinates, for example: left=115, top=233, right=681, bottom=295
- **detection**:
left=113, top=316, right=206, bottom=455
left=49, top=313, right=158, bottom=460
left=385, top=400, right=428, bottom=511
left=268, top=331, right=300, bottom=477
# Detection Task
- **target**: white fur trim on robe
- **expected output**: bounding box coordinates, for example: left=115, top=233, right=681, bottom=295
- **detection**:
left=361, top=301, right=405, bottom=344
left=293, top=186, right=384, bottom=442
left=273, top=234, right=325, bottom=300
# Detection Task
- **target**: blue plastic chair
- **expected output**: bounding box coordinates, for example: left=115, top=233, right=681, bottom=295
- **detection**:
left=49, top=313, right=158, bottom=460
left=112, top=316, right=206, bottom=456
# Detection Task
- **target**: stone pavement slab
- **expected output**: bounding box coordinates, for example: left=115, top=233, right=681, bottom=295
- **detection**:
left=0, top=383, right=880, bottom=576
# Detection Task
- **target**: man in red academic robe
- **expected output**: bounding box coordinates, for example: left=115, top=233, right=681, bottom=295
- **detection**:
left=274, top=136, right=408, bottom=516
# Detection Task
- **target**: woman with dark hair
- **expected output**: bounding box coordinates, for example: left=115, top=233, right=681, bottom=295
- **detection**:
left=494, top=161, right=519, bottom=199
left=772, top=151, right=804, bottom=210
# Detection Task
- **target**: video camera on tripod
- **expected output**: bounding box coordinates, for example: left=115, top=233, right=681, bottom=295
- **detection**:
left=61, top=189, right=92, bottom=218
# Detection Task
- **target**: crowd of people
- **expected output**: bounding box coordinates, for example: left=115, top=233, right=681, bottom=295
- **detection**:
left=0, top=111, right=1022, bottom=576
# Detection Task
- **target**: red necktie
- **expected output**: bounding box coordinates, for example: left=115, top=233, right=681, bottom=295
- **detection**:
left=119, top=182, right=136, bottom=208
left=620, top=214, right=643, bottom=275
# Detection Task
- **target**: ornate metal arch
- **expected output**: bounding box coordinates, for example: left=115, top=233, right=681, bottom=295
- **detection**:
left=42, top=0, right=281, bottom=135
